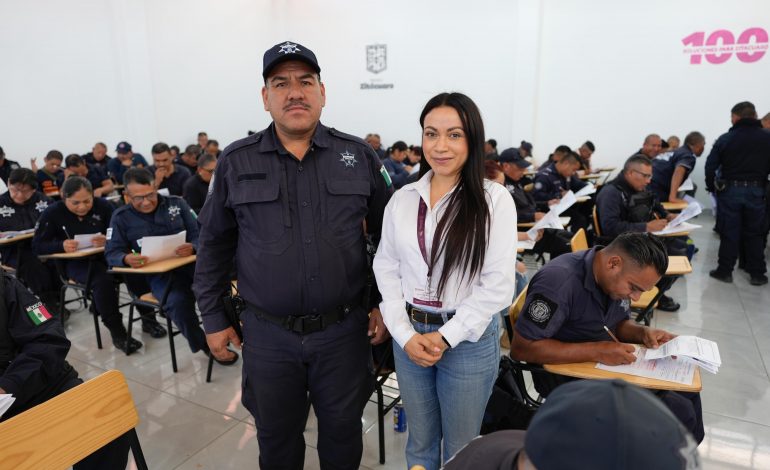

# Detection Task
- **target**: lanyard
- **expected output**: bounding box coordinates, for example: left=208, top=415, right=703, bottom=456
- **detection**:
left=417, top=198, right=442, bottom=280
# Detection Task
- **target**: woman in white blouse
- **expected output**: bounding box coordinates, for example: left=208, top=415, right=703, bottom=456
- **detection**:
left=373, top=92, right=517, bottom=468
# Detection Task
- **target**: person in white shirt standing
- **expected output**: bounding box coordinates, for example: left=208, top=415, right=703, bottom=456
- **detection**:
left=373, top=92, right=517, bottom=469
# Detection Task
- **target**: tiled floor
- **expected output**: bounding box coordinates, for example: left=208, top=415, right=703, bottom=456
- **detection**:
left=61, top=212, right=768, bottom=469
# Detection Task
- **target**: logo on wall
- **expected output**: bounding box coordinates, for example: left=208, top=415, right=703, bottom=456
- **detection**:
left=361, top=43, right=394, bottom=90
left=366, top=44, right=387, bottom=73
left=682, top=27, right=768, bottom=65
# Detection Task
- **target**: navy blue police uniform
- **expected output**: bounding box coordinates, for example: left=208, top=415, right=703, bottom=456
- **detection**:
left=182, top=173, right=209, bottom=214
left=503, top=176, right=571, bottom=258
left=105, top=195, right=208, bottom=352
left=532, top=162, right=590, bottom=233
left=147, top=164, right=191, bottom=197
left=107, top=153, right=149, bottom=183
left=0, top=159, right=21, bottom=185
left=705, top=117, right=770, bottom=282
left=83, top=152, right=112, bottom=172
left=513, top=248, right=704, bottom=443
left=650, top=146, right=698, bottom=202
left=31, top=198, right=139, bottom=347
left=0, top=191, right=61, bottom=310
left=82, top=164, right=112, bottom=194
left=0, top=271, right=129, bottom=469
left=194, top=122, right=392, bottom=469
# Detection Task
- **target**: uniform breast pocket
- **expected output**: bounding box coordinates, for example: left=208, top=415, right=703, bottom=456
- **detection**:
left=231, top=180, right=292, bottom=253
left=325, top=179, right=370, bottom=231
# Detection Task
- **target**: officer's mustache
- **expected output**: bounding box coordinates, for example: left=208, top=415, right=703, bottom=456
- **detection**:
left=284, top=101, right=310, bottom=111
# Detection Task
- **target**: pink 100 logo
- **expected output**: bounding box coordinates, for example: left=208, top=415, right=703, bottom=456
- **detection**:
left=682, top=27, right=768, bottom=64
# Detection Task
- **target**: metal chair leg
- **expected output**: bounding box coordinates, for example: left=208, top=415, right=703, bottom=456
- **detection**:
left=125, top=304, right=136, bottom=356
left=164, top=309, right=177, bottom=373
left=206, top=353, right=214, bottom=382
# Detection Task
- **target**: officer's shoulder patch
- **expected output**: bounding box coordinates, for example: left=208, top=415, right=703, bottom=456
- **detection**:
left=379, top=166, right=393, bottom=187
left=526, top=293, right=558, bottom=329
left=220, top=133, right=263, bottom=159
left=25, top=301, right=53, bottom=325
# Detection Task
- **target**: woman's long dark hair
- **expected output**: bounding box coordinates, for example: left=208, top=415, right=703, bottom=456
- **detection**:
left=418, top=92, right=490, bottom=297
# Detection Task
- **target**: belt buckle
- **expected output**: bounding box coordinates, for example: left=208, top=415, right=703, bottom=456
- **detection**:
left=305, top=314, right=323, bottom=333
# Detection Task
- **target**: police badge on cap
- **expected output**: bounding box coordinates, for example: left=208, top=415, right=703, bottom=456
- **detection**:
left=263, top=41, right=321, bottom=79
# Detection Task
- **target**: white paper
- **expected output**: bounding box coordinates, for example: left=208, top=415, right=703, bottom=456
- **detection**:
left=0, top=178, right=7, bottom=195
left=0, top=228, right=35, bottom=239
left=596, top=346, right=696, bottom=385
left=643, top=336, right=721, bottom=373
left=158, top=188, right=170, bottom=196
left=574, top=183, right=596, bottom=197
left=666, top=199, right=702, bottom=229
left=139, top=230, right=186, bottom=262
left=74, top=233, right=100, bottom=249
left=550, top=190, right=577, bottom=215
left=678, top=178, right=694, bottom=192
left=518, top=238, right=536, bottom=250
left=652, top=221, right=701, bottom=236
left=0, top=394, right=16, bottom=418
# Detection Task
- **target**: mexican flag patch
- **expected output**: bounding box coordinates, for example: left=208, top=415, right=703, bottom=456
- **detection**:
left=379, top=166, right=393, bottom=187
left=25, top=302, right=52, bottom=325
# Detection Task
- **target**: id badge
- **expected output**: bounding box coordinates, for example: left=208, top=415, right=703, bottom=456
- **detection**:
left=413, top=286, right=442, bottom=308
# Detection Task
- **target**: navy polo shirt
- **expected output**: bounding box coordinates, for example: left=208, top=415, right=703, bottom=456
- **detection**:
left=148, top=164, right=191, bottom=196
left=649, top=147, right=697, bottom=201
left=515, top=247, right=630, bottom=343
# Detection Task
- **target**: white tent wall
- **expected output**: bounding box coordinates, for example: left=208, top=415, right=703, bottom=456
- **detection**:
left=1, top=0, right=769, bottom=208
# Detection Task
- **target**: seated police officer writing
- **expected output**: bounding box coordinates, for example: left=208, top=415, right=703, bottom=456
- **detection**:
left=0, top=270, right=130, bottom=469
left=532, top=151, right=590, bottom=233
left=510, top=232, right=704, bottom=443
left=105, top=168, right=226, bottom=363
left=32, top=176, right=150, bottom=354
left=596, top=154, right=683, bottom=311
left=0, top=169, right=62, bottom=313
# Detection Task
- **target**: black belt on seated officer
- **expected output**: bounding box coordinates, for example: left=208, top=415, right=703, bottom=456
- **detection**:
left=725, top=180, right=765, bottom=187
left=245, top=301, right=353, bottom=335
left=406, top=303, right=456, bottom=325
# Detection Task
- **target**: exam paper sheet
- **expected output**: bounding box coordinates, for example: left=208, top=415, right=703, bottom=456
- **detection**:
left=140, top=231, right=186, bottom=262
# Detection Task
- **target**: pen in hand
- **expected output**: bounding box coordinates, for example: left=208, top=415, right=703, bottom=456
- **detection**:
left=603, top=325, right=621, bottom=343
left=62, top=226, right=72, bottom=239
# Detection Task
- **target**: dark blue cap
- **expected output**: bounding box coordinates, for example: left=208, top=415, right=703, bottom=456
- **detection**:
left=262, top=41, right=321, bottom=80
left=525, top=380, right=700, bottom=470
left=498, top=148, right=531, bottom=168
left=116, top=141, right=132, bottom=153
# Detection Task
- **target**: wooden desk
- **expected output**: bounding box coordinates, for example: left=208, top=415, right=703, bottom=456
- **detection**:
left=579, top=174, right=602, bottom=181
left=0, top=232, right=34, bottom=246
left=662, top=201, right=688, bottom=211
left=110, top=255, right=196, bottom=274
left=595, top=167, right=616, bottom=173
left=666, top=256, right=692, bottom=275
left=543, top=362, right=702, bottom=392
left=38, top=247, right=104, bottom=260
left=576, top=196, right=591, bottom=203
left=517, top=216, right=571, bottom=229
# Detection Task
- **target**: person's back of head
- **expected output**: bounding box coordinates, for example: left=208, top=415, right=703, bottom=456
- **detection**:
left=521, top=379, right=700, bottom=470
left=9, top=168, right=38, bottom=189
left=731, top=101, right=757, bottom=120
left=65, top=154, right=85, bottom=169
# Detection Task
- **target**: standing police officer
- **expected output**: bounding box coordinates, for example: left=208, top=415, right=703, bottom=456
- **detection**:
left=705, top=101, right=770, bottom=286
left=194, top=41, right=392, bottom=469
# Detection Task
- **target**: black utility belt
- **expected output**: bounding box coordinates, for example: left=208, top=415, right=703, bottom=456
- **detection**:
left=406, top=303, right=456, bottom=325
left=246, top=301, right=353, bottom=335
left=725, top=180, right=765, bottom=187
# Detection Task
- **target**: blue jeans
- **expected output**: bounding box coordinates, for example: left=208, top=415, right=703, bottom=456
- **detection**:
left=393, top=312, right=501, bottom=469
left=716, top=186, right=767, bottom=276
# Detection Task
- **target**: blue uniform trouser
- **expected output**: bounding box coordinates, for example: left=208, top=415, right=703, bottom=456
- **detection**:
left=240, top=306, right=373, bottom=470
left=393, top=315, right=500, bottom=469
left=147, top=265, right=207, bottom=352
left=716, top=186, right=767, bottom=276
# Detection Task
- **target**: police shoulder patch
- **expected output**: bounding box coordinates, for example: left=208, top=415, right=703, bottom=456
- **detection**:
left=25, top=301, right=53, bottom=325
left=526, top=293, right=558, bottom=329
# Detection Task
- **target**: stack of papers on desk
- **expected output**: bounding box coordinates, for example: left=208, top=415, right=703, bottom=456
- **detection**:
left=643, top=335, right=721, bottom=374
left=654, top=196, right=703, bottom=236
left=596, top=346, right=697, bottom=385
left=652, top=221, right=702, bottom=236
left=0, top=394, right=16, bottom=418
